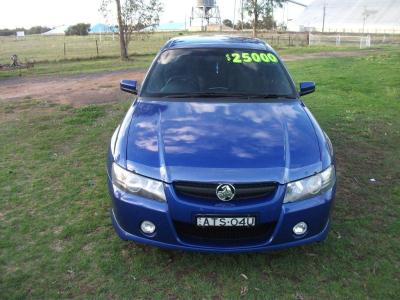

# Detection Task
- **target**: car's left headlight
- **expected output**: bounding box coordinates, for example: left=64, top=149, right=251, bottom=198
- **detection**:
left=111, top=163, right=166, bottom=202
left=284, top=165, right=336, bottom=203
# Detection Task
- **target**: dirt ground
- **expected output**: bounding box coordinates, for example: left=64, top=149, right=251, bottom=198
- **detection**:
left=0, top=50, right=375, bottom=106
left=0, top=70, right=146, bottom=106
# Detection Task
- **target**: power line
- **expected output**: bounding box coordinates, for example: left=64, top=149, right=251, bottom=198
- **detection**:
left=286, top=0, right=307, bottom=8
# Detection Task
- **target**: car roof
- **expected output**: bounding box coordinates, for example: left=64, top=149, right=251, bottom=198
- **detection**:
left=161, top=35, right=275, bottom=52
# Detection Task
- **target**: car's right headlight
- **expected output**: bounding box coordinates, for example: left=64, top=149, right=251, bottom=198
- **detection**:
left=284, top=165, right=336, bottom=203
left=111, top=163, right=166, bottom=202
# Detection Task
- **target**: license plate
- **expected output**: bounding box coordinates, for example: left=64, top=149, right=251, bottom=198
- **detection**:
left=196, top=216, right=256, bottom=227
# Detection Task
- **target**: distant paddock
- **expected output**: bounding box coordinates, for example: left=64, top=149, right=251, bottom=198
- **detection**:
left=1, top=31, right=399, bottom=64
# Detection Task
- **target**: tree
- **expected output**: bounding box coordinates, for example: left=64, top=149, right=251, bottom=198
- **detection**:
left=0, top=28, right=17, bottom=36
left=28, top=26, right=51, bottom=35
left=0, top=26, right=51, bottom=36
left=66, top=23, right=91, bottom=36
left=244, top=0, right=285, bottom=37
left=234, top=21, right=252, bottom=30
left=222, top=19, right=233, bottom=28
left=260, top=15, right=277, bottom=30
left=100, top=0, right=163, bottom=60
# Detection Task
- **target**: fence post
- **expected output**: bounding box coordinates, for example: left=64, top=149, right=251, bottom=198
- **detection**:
left=63, top=42, right=66, bottom=58
left=95, top=39, right=99, bottom=57
left=336, top=35, right=341, bottom=46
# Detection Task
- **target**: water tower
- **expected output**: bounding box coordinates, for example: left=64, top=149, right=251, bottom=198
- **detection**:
left=190, top=0, right=222, bottom=31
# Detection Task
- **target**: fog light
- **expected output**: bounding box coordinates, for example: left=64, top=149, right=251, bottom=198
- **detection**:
left=293, top=222, right=308, bottom=235
left=140, top=221, right=156, bottom=234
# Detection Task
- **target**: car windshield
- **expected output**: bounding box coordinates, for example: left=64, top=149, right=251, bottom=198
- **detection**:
left=140, top=48, right=296, bottom=99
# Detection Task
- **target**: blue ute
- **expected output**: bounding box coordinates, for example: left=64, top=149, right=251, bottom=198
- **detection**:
left=107, top=36, right=336, bottom=253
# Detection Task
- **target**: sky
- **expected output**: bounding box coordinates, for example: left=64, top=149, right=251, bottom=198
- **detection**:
left=0, top=0, right=312, bottom=29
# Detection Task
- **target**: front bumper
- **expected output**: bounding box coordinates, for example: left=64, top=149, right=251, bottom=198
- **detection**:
left=107, top=174, right=335, bottom=253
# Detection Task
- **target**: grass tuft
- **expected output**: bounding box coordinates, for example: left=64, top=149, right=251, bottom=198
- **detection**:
left=64, top=105, right=106, bottom=125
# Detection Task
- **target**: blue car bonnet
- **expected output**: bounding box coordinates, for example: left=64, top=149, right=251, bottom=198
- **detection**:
left=122, top=98, right=322, bottom=184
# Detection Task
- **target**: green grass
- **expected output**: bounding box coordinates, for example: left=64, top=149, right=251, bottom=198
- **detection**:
left=1, top=52, right=399, bottom=299
left=2, top=32, right=392, bottom=79
left=0, top=45, right=387, bottom=79
left=0, top=54, right=155, bottom=78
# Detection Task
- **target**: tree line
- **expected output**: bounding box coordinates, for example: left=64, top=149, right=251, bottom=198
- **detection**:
left=0, top=26, right=51, bottom=36
left=0, top=24, right=91, bottom=36
left=65, top=24, right=91, bottom=36
left=223, top=17, right=277, bottom=31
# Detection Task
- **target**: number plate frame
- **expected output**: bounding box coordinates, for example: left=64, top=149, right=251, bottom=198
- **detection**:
left=196, top=216, right=256, bottom=227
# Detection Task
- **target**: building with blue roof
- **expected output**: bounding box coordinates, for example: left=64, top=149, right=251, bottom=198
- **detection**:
left=142, top=22, right=187, bottom=32
left=90, top=23, right=118, bottom=34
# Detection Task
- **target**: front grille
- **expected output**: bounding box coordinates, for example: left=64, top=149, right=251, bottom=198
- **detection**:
left=173, top=181, right=277, bottom=201
left=174, top=221, right=276, bottom=244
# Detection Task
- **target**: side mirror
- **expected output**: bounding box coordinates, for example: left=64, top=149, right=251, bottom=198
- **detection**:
left=299, top=81, right=316, bottom=96
left=120, top=80, right=137, bottom=94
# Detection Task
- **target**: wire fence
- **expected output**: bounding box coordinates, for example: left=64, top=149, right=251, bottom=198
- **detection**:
left=310, top=27, right=400, bottom=35
left=0, top=33, right=175, bottom=62
left=1, top=31, right=399, bottom=63
left=308, top=33, right=400, bottom=48
left=253, top=31, right=400, bottom=48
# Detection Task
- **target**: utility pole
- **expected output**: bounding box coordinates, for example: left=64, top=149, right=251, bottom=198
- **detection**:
left=241, top=0, right=244, bottom=31
left=322, top=1, right=326, bottom=33
left=253, top=0, right=258, bottom=37
left=233, top=0, right=237, bottom=30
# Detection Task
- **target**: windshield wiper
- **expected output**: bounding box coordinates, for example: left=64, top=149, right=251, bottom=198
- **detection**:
left=163, top=92, right=248, bottom=98
left=246, top=94, right=297, bottom=99
left=162, top=93, right=296, bottom=99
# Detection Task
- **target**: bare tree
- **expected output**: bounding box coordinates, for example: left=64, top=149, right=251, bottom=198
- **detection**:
left=100, top=0, right=163, bottom=60
left=244, top=0, right=285, bottom=37
left=115, top=0, right=128, bottom=59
